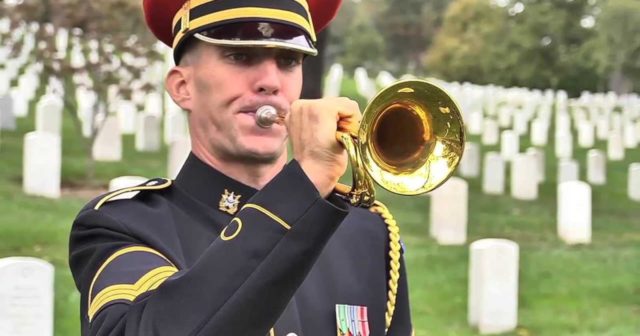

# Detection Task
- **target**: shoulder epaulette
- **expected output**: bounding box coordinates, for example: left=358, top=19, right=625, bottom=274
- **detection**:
left=94, top=178, right=172, bottom=210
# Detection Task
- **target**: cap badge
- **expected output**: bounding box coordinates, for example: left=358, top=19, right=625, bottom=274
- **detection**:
left=219, top=189, right=241, bottom=215
left=258, top=22, right=275, bottom=38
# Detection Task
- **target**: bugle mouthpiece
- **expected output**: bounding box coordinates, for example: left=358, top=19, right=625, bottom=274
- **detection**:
left=255, top=105, right=279, bottom=128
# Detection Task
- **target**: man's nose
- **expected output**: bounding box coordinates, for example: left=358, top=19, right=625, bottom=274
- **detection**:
left=253, top=59, right=281, bottom=95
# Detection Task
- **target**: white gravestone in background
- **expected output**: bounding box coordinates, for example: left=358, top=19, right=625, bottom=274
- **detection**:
left=558, top=181, right=592, bottom=244
left=577, top=121, right=594, bottom=148
left=35, top=95, right=63, bottom=136
left=629, top=163, right=640, bottom=202
left=429, top=177, right=468, bottom=245
left=375, top=70, right=396, bottom=89
left=511, top=153, right=538, bottom=200
left=108, top=176, right=148, bottom=201
left=323, top=63, right=343, bottom=98
left=168, top=137, right=192, bottom=179
left=0, top=257, right=54, bottom=336
left=557, top=159, right=579, bottom=184
left=513, top=112, right=528, bottom=136
left=92, top=116, right=122, bottom=162
left=526, top=147, right=545, bottom=183
left=482, top=152, right=505, bottom=195
left=481, top=119, right=499, bottom=145
left=596, top=116, right=609, bottom=140
left=555, top=132, right=573, bottom=159
left=467, top=112, right=483, bottom=135
left=459, top=142, right=480, bottom=178
left=11, top=88, right=28, bottom=118
left=117, top=101, right=137, bottom=135
left=135, top=114, right=162, bottom=152
left=164, top=107, right=189, bottom=145
left=353, top=67, right=376, bottom=101
left=586, top=149, right=606, bottom=186
left=468, top=239, right=519, bottom=335
left=623, top=122, right=637, bottom=149
left=23, top=132, right=61, bottom=198
left=0, top=94, right=15, bottom=130
left=530, top=119, right=548, bottom=146
left=607, top=132, right=624, bottom=161
left=500, top=130, right=519, bottom=162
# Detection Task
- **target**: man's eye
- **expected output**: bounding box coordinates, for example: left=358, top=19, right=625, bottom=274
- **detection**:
left=226, top=52, right=249, bottom=63
left=278, top=55, right=302, bottom=68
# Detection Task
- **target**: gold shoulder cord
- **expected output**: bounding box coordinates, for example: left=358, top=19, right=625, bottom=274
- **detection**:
left=369, top=200, right=401, bottom=332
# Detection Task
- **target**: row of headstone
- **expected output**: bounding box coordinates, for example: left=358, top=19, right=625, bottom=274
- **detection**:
left=433, top=175, right=596, bottom=246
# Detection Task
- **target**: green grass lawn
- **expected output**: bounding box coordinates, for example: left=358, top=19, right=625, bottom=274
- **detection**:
left=1, top=77, right=639, bottom=335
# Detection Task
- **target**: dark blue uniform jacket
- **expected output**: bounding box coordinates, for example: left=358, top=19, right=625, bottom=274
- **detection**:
left=69, top=153, right=412, bottom=335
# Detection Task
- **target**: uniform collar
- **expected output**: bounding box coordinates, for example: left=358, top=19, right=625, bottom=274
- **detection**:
left=174, top=153, right=257, bottom=215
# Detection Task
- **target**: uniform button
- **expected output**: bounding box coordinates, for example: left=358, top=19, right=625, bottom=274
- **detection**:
left=286, top=333, right=297, bottom=336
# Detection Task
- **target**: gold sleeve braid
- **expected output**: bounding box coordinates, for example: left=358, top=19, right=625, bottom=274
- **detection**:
left=369, top=200, right=401, bottom=332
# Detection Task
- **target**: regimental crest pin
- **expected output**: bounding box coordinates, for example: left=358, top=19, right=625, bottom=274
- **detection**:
left=336, top=304, right=369, bottom=336
left=219, top=189, right=241, bottom=215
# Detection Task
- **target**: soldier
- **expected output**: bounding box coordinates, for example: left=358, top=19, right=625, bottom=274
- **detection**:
left=69, top=0, right=413, bottom=335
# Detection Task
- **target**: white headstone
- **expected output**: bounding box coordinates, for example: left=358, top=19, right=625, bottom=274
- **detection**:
left=168, top=137, right=192, bottom=179
left=163, top=105, right=189, bottom=145
left=629, top=163, right=640, bottom=202
left=510, top=153, right=538, bottom=200
left=555, top=132, right=573, bottom=159
left=144, top=92, right=164, bottom=116
left=429, top=177, right=468, bottom=245
left=10, top=88, right=28, bottom=118
left=577, top=121, right=594, bottom=148
left=557, top=181, right=592, bottom=244
left=135, top=114, right=162, bottom=152
left=607, top=132, right=625, bottom=161
left=623, top=122, right=637, bottom=149
left=117, top=101, right=137, bottom=135
left=586, top=149, right=606, bottom=186
left=481, top=119, right=499, bottom=145
left=482, top=152, right=505, bottom=195
left=353, top=67, right=376, bottom=101
left=108, top=176, right=148, bottom=191
left=92, top=116, right=122, bottom=161
left=23, top=132, right=61, bottom=198
left=323, top=63, right=343, bottom=98
left=500, top=130, right=519, bottom=162
left=557, top=159, right=579, bottom=184
left=530, top=118, right=548, bottom=146
left=0, top=94, right=16, bottom=130
left=497, top=105, right=512, bottom=128
left=467, top=112, right=483, bottom=135
left=513, top=112, right=528, bottom=136
left=596, top=116, right=609, bottom=140
left=35, top=95, right=63, bottom=136
left=468, top=239, right=519, bottom=335
left=375, top=71, right=396, bottom=88
left=0, top=257, right=54, bottom=336
left=526, top=147, right=545, bottom=183
left=459, top=142, right=480, bottom=178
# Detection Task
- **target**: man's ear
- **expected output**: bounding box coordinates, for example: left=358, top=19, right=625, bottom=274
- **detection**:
left=165, top=66, right=193, bottom=111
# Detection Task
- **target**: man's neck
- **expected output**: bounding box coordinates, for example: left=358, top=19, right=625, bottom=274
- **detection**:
left=191, top=142, right=287, bottom=190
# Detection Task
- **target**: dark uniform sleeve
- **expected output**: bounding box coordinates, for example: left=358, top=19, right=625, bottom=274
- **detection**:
left=69, top=160, right=349, bottom=336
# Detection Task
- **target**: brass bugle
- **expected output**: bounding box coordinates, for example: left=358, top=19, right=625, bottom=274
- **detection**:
left=255, top=79, right=465, bottom=207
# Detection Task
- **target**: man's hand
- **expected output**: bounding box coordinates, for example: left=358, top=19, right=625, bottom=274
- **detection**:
left=286, top=98, right=362, bottom=198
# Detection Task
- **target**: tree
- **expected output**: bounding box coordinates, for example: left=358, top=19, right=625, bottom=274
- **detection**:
left=591, top=0, right=640, bottom=93
left=425, top=0, right=602, bottom=95
left=337, top=11, right=386, bottom=74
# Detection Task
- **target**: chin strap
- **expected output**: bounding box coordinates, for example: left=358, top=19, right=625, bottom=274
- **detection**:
left=369, top=200, right=401, bottom=332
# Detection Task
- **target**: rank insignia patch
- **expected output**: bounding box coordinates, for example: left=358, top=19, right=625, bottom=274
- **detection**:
left=336, top=304, right=369, bottom=336
left=219, top=189, right=241, bottom=215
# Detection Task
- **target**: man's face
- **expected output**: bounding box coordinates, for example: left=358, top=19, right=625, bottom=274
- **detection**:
left=185, top=44, right=304, bottom=164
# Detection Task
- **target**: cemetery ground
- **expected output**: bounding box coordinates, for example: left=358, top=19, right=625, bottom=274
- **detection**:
left=0, top=81, right=638, bottom=335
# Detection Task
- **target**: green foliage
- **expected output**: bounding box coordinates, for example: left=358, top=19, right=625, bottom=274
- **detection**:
left=591, top=0, right=640, bottom=93
left=426, top=0, right=604, bottom=95
left=337, top=11, right=387, bottom=74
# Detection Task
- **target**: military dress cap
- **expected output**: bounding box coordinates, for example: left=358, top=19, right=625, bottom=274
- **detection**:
left=143, top=0, right=342, bottom=61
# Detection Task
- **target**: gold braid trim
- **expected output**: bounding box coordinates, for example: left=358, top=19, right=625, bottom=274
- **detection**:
left=369, top=200, right=401, bottom=332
